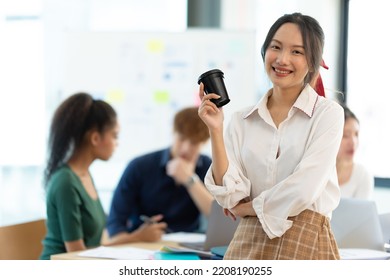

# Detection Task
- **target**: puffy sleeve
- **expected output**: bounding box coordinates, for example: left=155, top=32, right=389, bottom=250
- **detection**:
left=204, top=112, right=252, bottom=208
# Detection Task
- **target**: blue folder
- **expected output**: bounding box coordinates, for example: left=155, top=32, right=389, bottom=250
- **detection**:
left=210, top=246, right=228, bottom=260
left=154, top=252, right=201, bottom=260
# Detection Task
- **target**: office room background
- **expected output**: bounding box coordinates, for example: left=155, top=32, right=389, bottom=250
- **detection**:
left=0, top=0, right=389, bottom=227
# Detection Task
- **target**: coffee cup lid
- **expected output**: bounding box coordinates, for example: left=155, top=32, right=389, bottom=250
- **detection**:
left=198, top=69, right=224, bottom=84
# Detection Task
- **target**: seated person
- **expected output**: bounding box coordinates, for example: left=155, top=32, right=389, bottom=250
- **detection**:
left=40, top=92, right=119, bottom=259
left=105, top=107, right=213, bottom=245
left=336, top=104, right=374, bottom=199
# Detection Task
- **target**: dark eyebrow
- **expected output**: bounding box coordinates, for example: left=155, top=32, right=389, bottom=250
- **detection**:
left=271, top=39, right=305, bottom=49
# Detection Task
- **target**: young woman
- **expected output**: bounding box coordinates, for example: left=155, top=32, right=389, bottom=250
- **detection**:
left=337, top=105, right=374, bottom=199
left=40, top=92, right=119, bottom=259
left=198, top=13, right=344, bottom=259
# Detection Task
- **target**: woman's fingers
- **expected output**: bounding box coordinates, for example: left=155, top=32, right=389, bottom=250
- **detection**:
left=223, top=208, right=237, bottom=221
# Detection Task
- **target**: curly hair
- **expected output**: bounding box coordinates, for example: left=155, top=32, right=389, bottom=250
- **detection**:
left=44, top=92, right=117, bottom=185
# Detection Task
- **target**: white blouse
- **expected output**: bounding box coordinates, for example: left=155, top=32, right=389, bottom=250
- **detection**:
left=205, top=85, right=344, bottom=239
left=340, top=163, right=374, bottom=199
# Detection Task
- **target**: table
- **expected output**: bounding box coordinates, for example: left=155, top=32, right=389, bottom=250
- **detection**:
left=51, top=240, right=179, bottom=260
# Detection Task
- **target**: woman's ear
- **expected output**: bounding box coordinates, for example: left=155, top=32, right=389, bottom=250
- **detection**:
left=89, top=130, right=101, bottom=147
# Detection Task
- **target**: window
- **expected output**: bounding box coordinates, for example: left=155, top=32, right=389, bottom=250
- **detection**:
left=0, top=0, right=187, bottom=226
left=346, top=0, right=390, bottom=182
left=0, top=0, right=46, bottom=225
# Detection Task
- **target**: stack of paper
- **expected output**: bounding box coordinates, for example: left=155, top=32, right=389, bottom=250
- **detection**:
left=78, top=246, right=154, bottom=260
left=162, top=232, right=206, bottom=243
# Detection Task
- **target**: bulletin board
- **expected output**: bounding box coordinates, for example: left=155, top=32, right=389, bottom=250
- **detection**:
left=62, top=29, right=258, bottom=190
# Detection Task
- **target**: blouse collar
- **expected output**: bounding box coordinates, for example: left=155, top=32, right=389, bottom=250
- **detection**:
left=244, top=84, right=320, bottom=120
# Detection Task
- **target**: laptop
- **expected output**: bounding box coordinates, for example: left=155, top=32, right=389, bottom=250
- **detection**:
left=379, top=212, right=390, bottom=244
left=179, top=200, right=240, bottom=251
left=330, top=198, right=385, bottom=251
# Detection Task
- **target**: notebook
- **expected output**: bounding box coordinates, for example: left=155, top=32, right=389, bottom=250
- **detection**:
left=330, top=198, right=385, bottom=251
left=179, top=200, right=240, bottom=251
left=210, top=245, right=229, bottom=259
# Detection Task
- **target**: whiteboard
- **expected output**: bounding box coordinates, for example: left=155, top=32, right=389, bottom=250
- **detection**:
left=62, top=30, right=257, bottom=191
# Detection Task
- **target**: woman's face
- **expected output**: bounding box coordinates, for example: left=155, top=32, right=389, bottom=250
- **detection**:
left=95, top=121, right=120, bottom=161
left=264, top=23, right=309, bottom=91
left=337, top=117, right=360, bottom=162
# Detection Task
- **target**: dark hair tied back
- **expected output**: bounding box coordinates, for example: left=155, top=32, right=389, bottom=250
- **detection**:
left=44, top=92, right=116, bottom=186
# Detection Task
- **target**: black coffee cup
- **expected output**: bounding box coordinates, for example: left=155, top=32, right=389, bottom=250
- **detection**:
left=198, top=69, right=230, bottom=107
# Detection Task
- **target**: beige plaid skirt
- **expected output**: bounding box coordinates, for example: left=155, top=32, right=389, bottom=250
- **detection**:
left=224, top=209, right=340, bottom=260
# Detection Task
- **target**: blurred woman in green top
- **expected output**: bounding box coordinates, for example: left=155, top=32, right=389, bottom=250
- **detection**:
left=40, top=92, right=119, bottom=260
